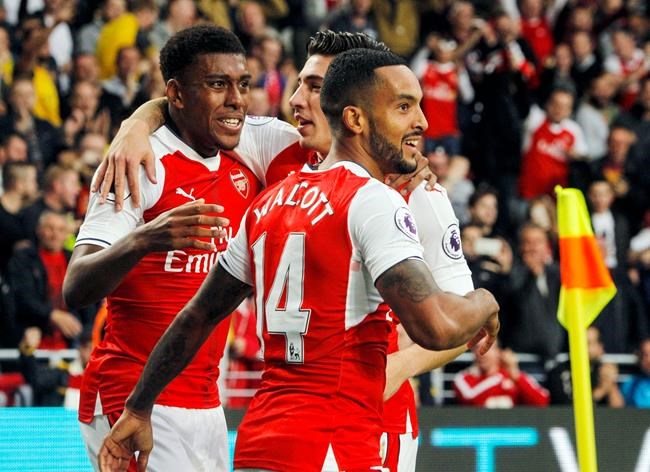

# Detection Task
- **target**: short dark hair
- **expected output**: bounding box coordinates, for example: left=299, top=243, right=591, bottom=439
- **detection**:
left=320, top=49, right=406, bottom=134
left=159, top=25, right=245, bottom=82
left=2, top=162, right=34, bottom=190
left=307, top=30, right=390, bottom=57
left=468, top=183, right=498, bottom=208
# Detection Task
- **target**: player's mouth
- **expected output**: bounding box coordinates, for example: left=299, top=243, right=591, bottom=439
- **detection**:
left=216, top=117, right=244, bottom=132
left=402, top=136, right=421, bottom=150
left=294, top=114, right=313, bottom=135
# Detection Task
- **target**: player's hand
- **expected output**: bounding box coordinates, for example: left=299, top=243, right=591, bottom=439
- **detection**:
left=92, top=119, right=156, bottom=211
left=98, top=408, right=153, bottom=472
left=385, top=154, right=437, bottom=196
left=467, top=311, right=500, bottom=356
left=133, top=199, right=230, bottom=253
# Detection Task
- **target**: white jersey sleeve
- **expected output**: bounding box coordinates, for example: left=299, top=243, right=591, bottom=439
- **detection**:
left=566, top=118, right=588, bottom=157
left=234, top=116, right=302, bottom=186
left=349, top=181, right=425, bottom=283
left=219, top=210, right=252, bottom=285
left=76, top=137, right=166, bottom=248
left=409, top=183, right=474, bottom=295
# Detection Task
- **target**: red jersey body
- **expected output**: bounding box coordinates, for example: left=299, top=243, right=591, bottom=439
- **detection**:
left=421, top=62, right=459, bottom=139
left=77, top=126, right=262, bottom=422
left=221, top=161, right=424, bottom=471
left=454, top=366, right=550, bottom=408
left=519, top=106, right=587, bottom=199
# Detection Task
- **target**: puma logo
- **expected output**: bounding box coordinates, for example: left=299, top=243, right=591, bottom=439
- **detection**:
left=176, top=187, right=195, bottom=201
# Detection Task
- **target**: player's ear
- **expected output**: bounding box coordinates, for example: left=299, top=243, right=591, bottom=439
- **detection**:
left=166, top=79, right=184, bottom=109
left=342, top=105, right=364, bottom=135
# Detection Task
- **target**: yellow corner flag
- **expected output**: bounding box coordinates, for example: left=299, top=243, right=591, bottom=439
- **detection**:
left=555, top=186, right=616, bottom=472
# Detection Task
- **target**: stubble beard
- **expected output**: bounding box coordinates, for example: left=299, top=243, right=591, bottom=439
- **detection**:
left=369, top=119, right=417, bottom=175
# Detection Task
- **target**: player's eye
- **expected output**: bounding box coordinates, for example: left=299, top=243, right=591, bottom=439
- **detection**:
left=399, top=103, right=410, bottom=111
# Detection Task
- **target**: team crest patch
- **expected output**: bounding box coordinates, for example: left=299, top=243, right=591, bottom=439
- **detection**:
left=394, top=207, right=418, bottom=241
left=442, top=223, right=463, bottom=260
left=230, top=169, right=249, bottom=198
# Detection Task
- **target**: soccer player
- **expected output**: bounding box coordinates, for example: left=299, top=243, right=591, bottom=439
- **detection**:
left=98, top=48, right=500, bottom=472
left=63, top=25, right=299, bottom=471
left=96, top=30, right=476, bottom=471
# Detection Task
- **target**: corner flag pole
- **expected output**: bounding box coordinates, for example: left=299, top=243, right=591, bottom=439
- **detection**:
left=555, top=186, right=617, bottom=472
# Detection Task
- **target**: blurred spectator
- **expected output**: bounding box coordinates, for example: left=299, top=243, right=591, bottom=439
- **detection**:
left=325, top=0, right=377, bottom=40
left=518, top=0, right=555, bottom=70
left=465, top=11, right=536, bottom=211
left=576, top=124, right=649, bottom=230
left=575, top=73, right=621, bottom=161
left=248, top=85, right=271, bottom=117
left=76, top=0, right=127, bottom=55
left=18, top=326, right=93, bottom=407
left=461, top=223, right=512, bottom=304
left=63, top=80, right=111, bottom=146
left=2, top=133, right=29, bottom=164
left=547, top=326, right=624, bottom=407
left=0, top=24, right=14, bottom=97
left=502, top=223, right=565, bottom=360
left=630, top=220, right=650, bottom=312
left=252, top=34, right=286, bottom=116
left=411, top=34, right=474, bottom=156
left=74, top=132, right=106, bottom=218
left=526, top=195, right=558, bottom=246
left=20, top=164, right=80, bottom=242
left=101, top=46, right=146, bottom=124
left=453, top=339, right=550, bottom=408
left=0, top=162, right=36, bottom=270
left=570, top=30, right=604, bottom=100
left=617, top=76, right=650, bottom=161
left=468, top=184, right=501, bottom=237
left=150, top=0, right=197, bottom=51
left=604, top=28, right=649, bottom=110
left=538, top=42, right=575, bottom=105
left=95, top=6, right=138, bottom=80
left=0, top=76, right=64, bottom=169
left=14, top=14, right=63, bottom=127
left=623, top=338, right=650, bottom=407
left=427, top=151, right=474, bottom=225
left=35, top=0, right=75, bottom=74
left=7, top=211, right=94, bottom=349
left=70, top=53, right=100, bottom=85
left=372, top=0, right=431, bottom=58
left=588, top=180, right=648, bottom=353
left=235, top=0, right=281, bottom=52
left=518, top=87, right=587, bottom=200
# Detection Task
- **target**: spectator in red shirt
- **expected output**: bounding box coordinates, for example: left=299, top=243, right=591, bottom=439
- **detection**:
left=453, top=339, right=550, bottom=408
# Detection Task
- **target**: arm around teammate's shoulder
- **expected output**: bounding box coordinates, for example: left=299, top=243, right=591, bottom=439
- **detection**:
left=376, top=258, right=500, bottom=352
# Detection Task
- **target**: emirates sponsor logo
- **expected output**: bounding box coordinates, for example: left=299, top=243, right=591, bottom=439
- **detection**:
left=230, top=169, right=249, bottom=199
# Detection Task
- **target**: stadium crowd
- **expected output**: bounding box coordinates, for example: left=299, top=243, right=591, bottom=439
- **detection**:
left=0, top=0, right=649, bottom=409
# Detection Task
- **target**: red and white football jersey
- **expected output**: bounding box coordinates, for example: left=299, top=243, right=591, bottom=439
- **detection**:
left=421, top=62, right=460, bottom=139
left=453, top=367, right=550, bottom=408
left=221, top=161, right=425, bottom=471
left=383, top=183, right=474, bottom=437
left=518, top=106, right=587, bottom=199
left=76, top=118, right=299, bottom=423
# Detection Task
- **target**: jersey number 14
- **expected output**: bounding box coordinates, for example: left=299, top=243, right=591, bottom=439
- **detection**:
left=252, top=233, right=311, bottom=363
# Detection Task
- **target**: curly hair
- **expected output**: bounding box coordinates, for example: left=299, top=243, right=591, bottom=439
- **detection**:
left=160, top=25, right=245, bottom=82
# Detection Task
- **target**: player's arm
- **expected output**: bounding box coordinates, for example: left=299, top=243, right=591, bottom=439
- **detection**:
left=98, top=262, right=252, bottom=472
left=63, top=199, right=228, bottom=308
left=376, top=259, right=499, bottom=353
left=92, top=98, right=168, bottom=210
left=384, top=338, right=466, bottom=401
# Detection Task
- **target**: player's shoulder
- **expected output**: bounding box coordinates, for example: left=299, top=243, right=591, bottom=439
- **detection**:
left=242, top=115, right=301, bottom=137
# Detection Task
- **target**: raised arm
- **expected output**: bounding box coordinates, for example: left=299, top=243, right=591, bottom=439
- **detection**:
left=92, top=98, right=168, bottom=210
left=376, top=258, right=500, bottom=354
left=63, top=200, right=228, bottom=308
left=98, top=263, right=252, bottom=472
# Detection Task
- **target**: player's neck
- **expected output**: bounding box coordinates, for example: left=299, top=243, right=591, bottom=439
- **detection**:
left=167, top=110, right=220, bottom=158
left=320, top=139, right=384, bottom=181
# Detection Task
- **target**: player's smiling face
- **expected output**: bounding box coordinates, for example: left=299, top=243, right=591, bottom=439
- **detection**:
left=175, top=53, right=251, bottom=155
left=367, top=65, right=427, bottom=175
left=289, top=54, right=334, bottom=155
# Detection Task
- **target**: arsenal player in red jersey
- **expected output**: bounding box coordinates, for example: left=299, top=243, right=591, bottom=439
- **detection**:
left=95, top=31, right=483, bottom=471
left=63, top=26, right=285, bottom=471
left=98, top=49, right=500, bottom=472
